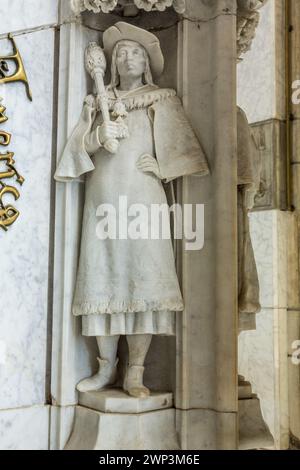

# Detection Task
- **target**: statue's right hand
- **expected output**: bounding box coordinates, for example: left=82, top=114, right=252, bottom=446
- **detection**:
left=98, top=122, right=120, bottom=146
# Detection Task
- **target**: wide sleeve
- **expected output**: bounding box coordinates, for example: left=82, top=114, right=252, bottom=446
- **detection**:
left=54, top=95, right=97, bottom=182
left=84, top=127, right=102, bottom=155
left=149, top=96, right=209, bottom=182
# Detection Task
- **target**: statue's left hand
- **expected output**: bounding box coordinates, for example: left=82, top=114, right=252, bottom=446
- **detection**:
left=136, top=154, right=162, bottom=180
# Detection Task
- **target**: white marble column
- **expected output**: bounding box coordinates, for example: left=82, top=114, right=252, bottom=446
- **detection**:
left=175, top=0, right=238, bottom=450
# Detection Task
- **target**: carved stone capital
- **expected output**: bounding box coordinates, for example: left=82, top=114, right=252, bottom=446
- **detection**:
left=237, top=0, right=269, bottom=58
left=70, top=0, right=186, bottom=15
left=70, top=0, right=269, bottom=59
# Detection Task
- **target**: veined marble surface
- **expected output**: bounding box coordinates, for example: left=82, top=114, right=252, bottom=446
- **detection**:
left=0, top=29, right=54, bottom=409
left=0, top=0, right=58, bottom=35
left=0, top=405, right=49, bottom=450
left=249, top=210, right=287, bottom=309
left=237, top=0, right=276, bottom=123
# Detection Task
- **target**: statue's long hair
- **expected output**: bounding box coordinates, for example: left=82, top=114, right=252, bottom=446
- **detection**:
left=109, top=40, right=154, bottom=89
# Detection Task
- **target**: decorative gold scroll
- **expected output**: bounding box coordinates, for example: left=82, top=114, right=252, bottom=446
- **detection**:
left=0, top=34, right=32, bottom=101
left=0, top=127, right=23, bottom=231
left=0, top=130, right=11, bottom=146
left=0, top=152, right=24, bottom=184
left=0, top=101, right=8, bottom=124
left=0, top=182, right=20, bottom=231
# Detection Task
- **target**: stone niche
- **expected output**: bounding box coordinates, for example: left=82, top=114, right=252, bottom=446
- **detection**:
left=52, top=0, right=238, bottom=450
left=80, top=7, right=181, bottom=396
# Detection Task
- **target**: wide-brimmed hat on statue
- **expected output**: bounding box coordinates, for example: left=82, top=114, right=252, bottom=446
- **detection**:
left=103, top=21, right=164, bottom=78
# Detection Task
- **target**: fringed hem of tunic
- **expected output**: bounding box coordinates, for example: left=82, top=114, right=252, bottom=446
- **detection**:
left=73, top=298, right=184, bottom=316
left=82, top=310, right=176, bottom=336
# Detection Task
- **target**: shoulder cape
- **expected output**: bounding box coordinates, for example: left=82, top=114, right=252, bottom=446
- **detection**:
left=54, top=95, right=96, bottom=182
left=54, top=89, right=209, bottom=182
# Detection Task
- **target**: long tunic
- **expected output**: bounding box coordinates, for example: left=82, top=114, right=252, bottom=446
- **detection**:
left=54, top=85, right=209, bottom=336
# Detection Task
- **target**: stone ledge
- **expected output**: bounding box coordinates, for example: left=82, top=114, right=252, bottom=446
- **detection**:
left=79, top=388, right=173, bottom=414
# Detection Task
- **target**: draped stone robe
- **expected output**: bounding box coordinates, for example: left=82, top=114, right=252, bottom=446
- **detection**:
left=55, top=85, right=209, bottom=336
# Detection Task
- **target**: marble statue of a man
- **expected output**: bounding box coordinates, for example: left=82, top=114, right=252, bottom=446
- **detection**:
left=55, top=22, right=209, bottom=398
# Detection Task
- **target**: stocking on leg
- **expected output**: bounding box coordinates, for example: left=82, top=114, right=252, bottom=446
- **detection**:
left=76, top=335, right=120, bottom=392
left=123, top=334, right=152, bottom=398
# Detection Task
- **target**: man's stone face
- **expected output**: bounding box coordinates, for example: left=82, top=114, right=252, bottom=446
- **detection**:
left=116, top=41, right=146, bottom=81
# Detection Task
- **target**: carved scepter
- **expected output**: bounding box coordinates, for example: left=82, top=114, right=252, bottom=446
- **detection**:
left=85, top=42, right=119, bottom=154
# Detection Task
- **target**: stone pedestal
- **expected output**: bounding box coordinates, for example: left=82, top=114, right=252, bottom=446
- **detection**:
left=65, top=390, right=178, bottom=450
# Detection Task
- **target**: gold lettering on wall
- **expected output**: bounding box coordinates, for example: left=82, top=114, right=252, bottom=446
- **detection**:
left=0, top=182, right=20, bottom=231
left=0, top=34, right=32, bottom=231
left=0, top=152, right=24, bottom=184
left=0, top=130, right=11, bottom=146
left=0, top=100, right=8, bottom=124
left=0, top=34, right=32, bottom=101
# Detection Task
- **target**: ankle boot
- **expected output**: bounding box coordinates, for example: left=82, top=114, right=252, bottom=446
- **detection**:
left=76, top=357, right=118, bottom=393
left=123, top=365, right=150, bottom=398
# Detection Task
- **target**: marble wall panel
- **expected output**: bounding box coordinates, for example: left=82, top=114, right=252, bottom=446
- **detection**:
left=249, top=210, right=288, bottom=309
left=238, top=307, right=289, bottom=449
left=0, top=405, right=49, bottom=450
left=0, top=29, right=55, bottom=409
left=0, top=0, right=58, bottom=35
left=239, top=210, right=292, bottom=448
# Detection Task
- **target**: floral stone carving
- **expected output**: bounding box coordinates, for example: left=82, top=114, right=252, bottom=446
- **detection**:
left=71, top=0, right=186, bottom=15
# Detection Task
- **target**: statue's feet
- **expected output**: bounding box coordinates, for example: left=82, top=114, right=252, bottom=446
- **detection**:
left=76, top=357, right=118, bottom=393
left=123, top=365, right=150, bottom=398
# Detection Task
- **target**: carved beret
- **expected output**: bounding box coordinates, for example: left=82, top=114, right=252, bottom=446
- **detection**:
left=103, top=21, right=164, bottom=78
